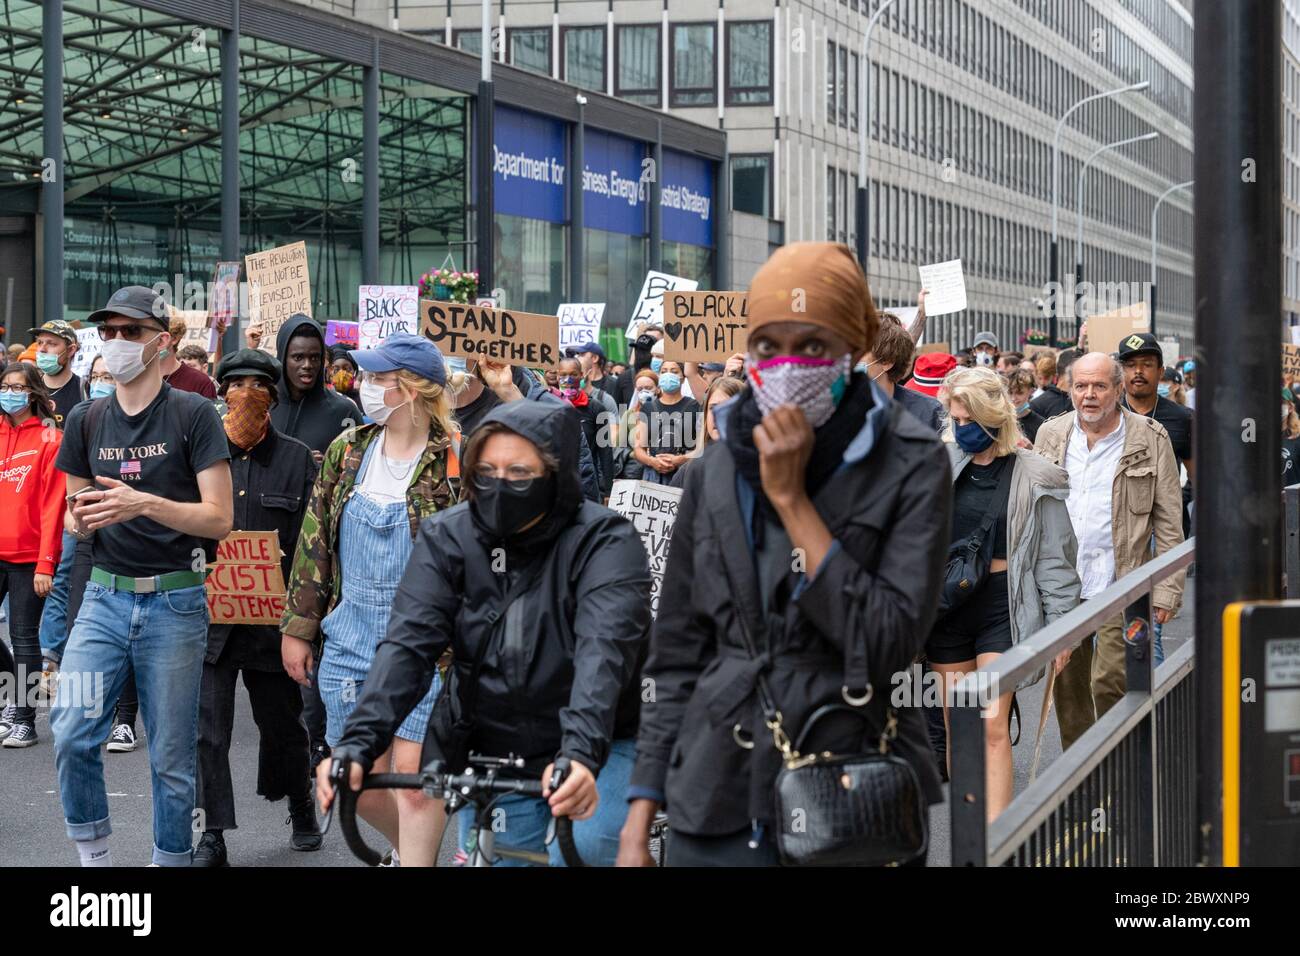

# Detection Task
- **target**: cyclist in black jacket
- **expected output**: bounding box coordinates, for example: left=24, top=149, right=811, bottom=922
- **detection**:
left=317, top=400, right=652, bottom=865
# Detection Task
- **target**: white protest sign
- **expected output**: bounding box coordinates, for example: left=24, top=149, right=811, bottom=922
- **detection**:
left=557, top=303, right=605, bottom=353
left=881, top=305, right=922, bottom=344
left=608, top=479, right=683, bottom=618
left=1159, top=337, right=1180, bottom=370
left=626, top=271, right=697, bottom=340
left=917, top=259, right=967, bottom=316
left=71, top=327, right=102, bottom=378
left=358, top=285, right=419, bottom=349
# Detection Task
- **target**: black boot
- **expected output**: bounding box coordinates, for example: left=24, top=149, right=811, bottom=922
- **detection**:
left=288, top=795, right=322, bottom=851
left=193, top=830, right=228, bottom=867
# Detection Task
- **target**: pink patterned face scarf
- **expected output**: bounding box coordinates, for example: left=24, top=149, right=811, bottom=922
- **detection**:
left=743, top=354, right=853, bottom=428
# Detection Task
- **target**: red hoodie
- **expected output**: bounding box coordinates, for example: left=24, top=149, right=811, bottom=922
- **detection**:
left=0, top=414, right=66, bottom=575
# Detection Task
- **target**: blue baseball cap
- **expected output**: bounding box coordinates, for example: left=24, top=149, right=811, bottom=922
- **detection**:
left=1182, top=359, right=1195, bottom=373
left=352, top=331, right=447, bottom=387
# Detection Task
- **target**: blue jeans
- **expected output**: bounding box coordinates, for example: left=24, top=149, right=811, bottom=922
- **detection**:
left=38, top=531, right=78, bottom=664
left=456, top=739, right=635, bottom=867
left=51, top=581, right=209, bottom=866
left=1153, top=619, right=1165, bottom=667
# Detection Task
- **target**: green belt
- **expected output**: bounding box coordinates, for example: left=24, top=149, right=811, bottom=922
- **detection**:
left=90, top=567, right=207, bottom=594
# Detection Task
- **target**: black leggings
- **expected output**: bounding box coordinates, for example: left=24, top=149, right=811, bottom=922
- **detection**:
left=0, top=563, right=45, bottom=723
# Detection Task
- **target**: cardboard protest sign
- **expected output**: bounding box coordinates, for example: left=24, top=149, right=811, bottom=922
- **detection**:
left=208, top=261, right=241, bottom=330
left=1086, top=302, right=1149, bottom=354
left=420, top=300, right=559, bottom=367
left=167, top=307, right=213, bottom=352
left=205, top=531, right=287, bottom=625
left=358, top=285, right=419, bottom=348
left=325, top=320, right=359, bottom=348
left=609, top=480, right=682, bottom=618
left=662, top=292, right=749, bottom=363
left=70, top=327, right=101, bottom=378
left=557, top=303, right=605, bottom=353
left=1284, top=343, right=1300, bottom=380
left=626, top=271, right=698, bottom=340
left=917, top=341, right=951, bottom=355
left=244, top=241, right=311, bottom=353
left=1022, top=343, right=1056, bottom=362
left=917, top=259, right=967, bottom=315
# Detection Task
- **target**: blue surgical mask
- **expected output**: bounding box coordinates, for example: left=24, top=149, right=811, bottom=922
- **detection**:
left=1016, top=401, right=1031, bottom=415
left=1157, top=383, right=1171, bottom=398
left=90, top=381, right=116, bottom=400
left=954, top=420, right=995, bottom=454
left=0, top=391, right=29, bottom=414
left=650, top=357, right=663, bottom=373
left=658, top=372, right=681, bottom=393
left=445, top=356, right=468, bottom=376
left=36, top=351, right=62, bottom=375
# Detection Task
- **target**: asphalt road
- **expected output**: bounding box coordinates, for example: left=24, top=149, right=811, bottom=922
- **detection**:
left=0, top=582, right=1193, bottom=867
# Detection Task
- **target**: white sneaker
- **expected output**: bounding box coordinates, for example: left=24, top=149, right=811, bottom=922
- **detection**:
left=0, top=704, right=16, bottom=740
left=2, top=722, right=37, bottom=747
left=106, top=724, right=137, bottom=753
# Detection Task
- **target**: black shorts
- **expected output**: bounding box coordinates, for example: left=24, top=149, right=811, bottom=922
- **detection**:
left=926, top=571, right=1013, bottom=664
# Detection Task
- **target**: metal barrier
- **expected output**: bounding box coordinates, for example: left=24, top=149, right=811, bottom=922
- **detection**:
left=948, top=538, right=1196, bottom=866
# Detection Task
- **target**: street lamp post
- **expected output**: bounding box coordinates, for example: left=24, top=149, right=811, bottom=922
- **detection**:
left=1049, top=80, right=1149, bottom=344
left=1073, top=131, right=1160, bottom=327
left=1150, top=180, right=1193, bottom=336
left=854, top=0, right=897, bottom=272
left=475, top=0, right=495, bottom=293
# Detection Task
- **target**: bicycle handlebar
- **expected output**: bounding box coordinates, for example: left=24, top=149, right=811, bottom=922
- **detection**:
left=330, top=759, right=585, bottom=867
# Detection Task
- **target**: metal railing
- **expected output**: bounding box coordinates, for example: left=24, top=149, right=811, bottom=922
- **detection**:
left=948, top=537, right=1196, bottom=866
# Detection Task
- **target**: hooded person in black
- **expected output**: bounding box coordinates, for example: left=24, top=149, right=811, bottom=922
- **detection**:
left=613, top=329, right=662, bottom=408
left=319, top=400, right=652, bottom=866
left=270, top=314, right=363, bottom=458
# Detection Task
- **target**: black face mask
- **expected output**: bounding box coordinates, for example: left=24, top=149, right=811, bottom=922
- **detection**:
left=470, top=472, right=556, bottom=540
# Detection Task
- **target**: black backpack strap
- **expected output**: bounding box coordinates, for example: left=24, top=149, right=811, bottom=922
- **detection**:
left=163, top=386, right=195, bottom=471
left=961, top=455, right=1014, bottom=558
left=81, top=396, right=110, bottom=456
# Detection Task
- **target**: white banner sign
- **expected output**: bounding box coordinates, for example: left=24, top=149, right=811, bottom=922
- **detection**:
left=626, top=271, right=697, bottom=340
left=609, top=479, right=683, bottom=619
left=70, top=327, right=102, bottom=378
left=357, top=285, right=419, bottom=349
left=557, top=302, right=605, bottom=353
left=917, top=259, right=968, bottom=316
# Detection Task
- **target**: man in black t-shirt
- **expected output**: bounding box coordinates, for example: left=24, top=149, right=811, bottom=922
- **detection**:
left=1118, top=332, right=1194, bottom=494
left=28, top=319, right=82, bottom=426
left=50, top=285, right=233, bottom=869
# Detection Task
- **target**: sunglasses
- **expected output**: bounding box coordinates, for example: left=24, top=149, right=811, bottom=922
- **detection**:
left=97, top=323, right=162, bottom=341
left=471, top=463, right=543, bottom=493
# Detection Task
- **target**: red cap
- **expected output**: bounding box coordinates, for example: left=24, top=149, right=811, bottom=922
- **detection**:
left=905, top=353, right=957, bottom=397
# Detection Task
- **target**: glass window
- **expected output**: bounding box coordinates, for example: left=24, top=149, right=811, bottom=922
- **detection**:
left=850, top=53, right=859, bottom=131
left=671, top=23, right=716, bottom=107
left=455, top=30, right=481, bottom=56
left=563, top=26, right=606, bottom=91
left=731, top=154, right=771, bottom=217
left=826, top=41, right=836, bottom=124
left=838, top=46, right=848, bottom=128
left=616, top=24, right=660, bottom=106
left=509, top=28, right=551, bottom=76
left=586, top=229, right=647, bottom=336
left=826, top=166, right=836, bottom=240
left=726, top=21, right=772, bottom=105
left=495, top=214, right=567, bottom=315
left=838, top=169, right=848, bottom=243
left=660, top=241, right=713, bottom=288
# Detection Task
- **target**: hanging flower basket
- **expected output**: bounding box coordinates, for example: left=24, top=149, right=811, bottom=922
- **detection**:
left=1021, top=328, right=1050, bottom=347
left=419, top=267, right=479, bottom=304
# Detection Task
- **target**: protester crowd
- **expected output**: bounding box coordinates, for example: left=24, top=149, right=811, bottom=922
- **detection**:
left=0, top=240, right=1204, bottom=868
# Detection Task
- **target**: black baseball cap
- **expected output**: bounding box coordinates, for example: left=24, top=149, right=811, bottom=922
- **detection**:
left=1116, top=331, right=1163, bottom=362
left=86, top=285, right=169, bottom=329
left=216, top=348, right=281, bottom=385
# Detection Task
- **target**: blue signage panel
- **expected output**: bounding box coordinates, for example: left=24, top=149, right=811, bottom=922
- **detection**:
left=583, top=128, right=648, bottom=236
left=494, top=105, right=568, bottom=224
left=661, top=150, right=715, bottom=248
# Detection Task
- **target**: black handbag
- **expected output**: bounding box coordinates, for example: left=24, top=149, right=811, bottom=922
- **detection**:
left=938, top=455, right=1013, bottom=616
left=729, top=584, right=928, bottom=867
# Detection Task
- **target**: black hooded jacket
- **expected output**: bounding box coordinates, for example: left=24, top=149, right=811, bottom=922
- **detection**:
left=334, top=400, right=652, bottom=774
left=270, top=314, right=363, bottom=455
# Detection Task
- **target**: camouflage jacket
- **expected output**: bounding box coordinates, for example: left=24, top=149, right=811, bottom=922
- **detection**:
left=280, top=422, right=457, bottom=656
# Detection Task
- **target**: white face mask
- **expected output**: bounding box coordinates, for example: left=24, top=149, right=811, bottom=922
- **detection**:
left=100, top=333, right=162, bottom=384
left=360, top=379, right=406, bottom=424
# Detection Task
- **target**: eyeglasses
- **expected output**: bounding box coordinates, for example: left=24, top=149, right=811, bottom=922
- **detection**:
left=97, top=323, right=158, bottom=341
left=89, top=375, right=115, bottom=385
left=0, top=384, right=31, bottom=394
left=471, top=463, right=543, bottom=493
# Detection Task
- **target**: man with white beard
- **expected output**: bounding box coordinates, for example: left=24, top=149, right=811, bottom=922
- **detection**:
left=1031, top=352, right=1185, bottom=750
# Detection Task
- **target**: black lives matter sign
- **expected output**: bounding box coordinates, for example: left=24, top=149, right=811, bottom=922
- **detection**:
left=420, top=300, right=559, bottom=367
left=662, top=291, right=749, bottom=363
